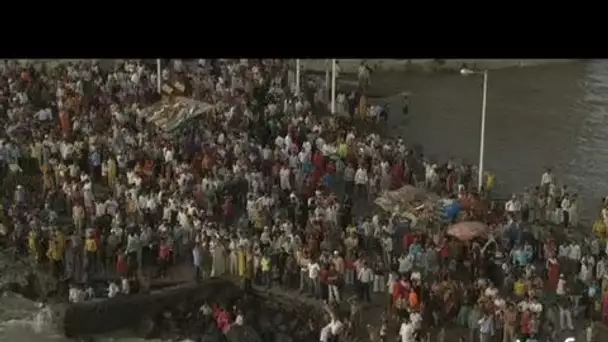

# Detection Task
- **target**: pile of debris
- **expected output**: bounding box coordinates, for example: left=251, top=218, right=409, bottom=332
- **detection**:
left=374, top=185, right=442, bottom=231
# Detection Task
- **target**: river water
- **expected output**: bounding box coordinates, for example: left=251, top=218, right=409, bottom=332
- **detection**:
left=2, top=60, right=608, bottom=341
left=379, top=59, right=608, bottom=226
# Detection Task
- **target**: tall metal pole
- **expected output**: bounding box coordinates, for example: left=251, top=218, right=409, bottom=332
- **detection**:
left=295, top=59, right=301, bottom=95
left=478, top=70, right=488, bottom=190
left=325, top=60, right=330, bottom=102
left=156, top=59, right=162, bottom=94
left=331, top=59, right=336, bottom=114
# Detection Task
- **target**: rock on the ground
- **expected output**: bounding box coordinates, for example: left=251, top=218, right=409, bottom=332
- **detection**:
left=0, top=248, right=56, bottom=299
left=225, top=324, right=263, bottom=342
left=274, top=332, right=294, bottom=342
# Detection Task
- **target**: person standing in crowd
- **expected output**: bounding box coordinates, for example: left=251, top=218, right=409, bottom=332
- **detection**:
left=357, top=261, right=373, bottom=303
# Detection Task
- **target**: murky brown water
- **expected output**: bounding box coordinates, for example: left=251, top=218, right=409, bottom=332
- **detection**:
left=370, top=60, right=608, bottom=225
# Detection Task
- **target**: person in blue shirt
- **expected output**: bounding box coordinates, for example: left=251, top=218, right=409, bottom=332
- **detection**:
left=89, top=147, right=101, bottom=181
left=408, top=238, right=423, bottom=264
left=511, top=245, right=531, bottom=267
left=323, top=172, right=334, bottom=189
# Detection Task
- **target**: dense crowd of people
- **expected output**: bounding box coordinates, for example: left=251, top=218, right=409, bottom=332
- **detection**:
left=0, top=59, right=607, bottom=342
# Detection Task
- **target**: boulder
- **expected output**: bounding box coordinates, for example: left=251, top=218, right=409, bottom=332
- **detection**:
left=225, top=324, right=263, bottom=342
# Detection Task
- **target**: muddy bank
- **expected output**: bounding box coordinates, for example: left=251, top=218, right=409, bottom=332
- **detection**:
left=302, top=59, right=575, bottom=74
left=62, top=278, right=328, bottom=341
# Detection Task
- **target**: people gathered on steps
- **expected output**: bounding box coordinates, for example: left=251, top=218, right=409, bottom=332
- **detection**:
left=0, top=59, right=606, bottom=342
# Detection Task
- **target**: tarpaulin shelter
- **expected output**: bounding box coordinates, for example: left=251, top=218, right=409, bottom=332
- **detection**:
left=138, top=96, right=216, bottom=133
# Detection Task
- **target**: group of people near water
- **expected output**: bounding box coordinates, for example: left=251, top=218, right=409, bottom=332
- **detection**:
left=0, top=58, right=607, bottom=342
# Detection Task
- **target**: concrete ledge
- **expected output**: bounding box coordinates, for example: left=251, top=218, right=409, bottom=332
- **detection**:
left=302, top=59, right=575, bottom=74
left=62, top=278, right=242, bottom=337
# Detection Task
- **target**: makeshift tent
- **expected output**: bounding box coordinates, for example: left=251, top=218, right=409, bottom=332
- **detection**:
left=138, top=97, right=216, bottom=133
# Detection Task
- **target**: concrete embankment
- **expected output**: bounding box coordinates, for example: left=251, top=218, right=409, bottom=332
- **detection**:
left=61, top=277, right=327, bottom=341
left=301, top=59, right=575, bottom=74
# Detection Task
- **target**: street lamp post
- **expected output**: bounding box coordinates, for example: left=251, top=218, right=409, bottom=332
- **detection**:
left=156, top=59, right=162, bottom=94
left=295, top=59, right=301, bottom=95
left=460, top=68, right=488, bottom=190
left=325, top=59, right=330, bottom=102
left=331, top=59, right=337, bottom=114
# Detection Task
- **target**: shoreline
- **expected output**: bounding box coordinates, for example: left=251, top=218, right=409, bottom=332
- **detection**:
left=302, top=59, right=576, bottom=74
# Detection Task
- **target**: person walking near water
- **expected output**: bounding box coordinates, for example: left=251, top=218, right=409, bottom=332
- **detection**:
left=540, top=168, right=553, bottom=196
left=192, top=243, right=202, bottom=281
left=561, top=193, right=571, bottom=228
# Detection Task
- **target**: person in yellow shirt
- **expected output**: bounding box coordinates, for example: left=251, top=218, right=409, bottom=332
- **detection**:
left=28, top=230, right=40, bottom=263
left=237, top=247, right=246, bottom=278
left=484, top=172, right=495, bottom=198
left=253, top=211, right=263, bottom=231
left=55, top=230, right=67, bottom=255
left=338, top=141, right=348, bottom=159
left=42, top=163, right=55, bottom=193
left=46, top=237, right=63, bottom=279
left=261, top=253, right=271, bottom=288
left=107, top=158, right=117, bottom=189
left=513, top=278, right=527, bottom=297
left=85, top=236, right=98, bottom=275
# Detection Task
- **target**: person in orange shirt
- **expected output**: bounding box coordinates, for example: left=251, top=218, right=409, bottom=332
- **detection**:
left=408, top=288, right=419, bottom=309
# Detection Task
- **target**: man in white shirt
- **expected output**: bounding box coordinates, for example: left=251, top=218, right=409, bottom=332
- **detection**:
left=108, top=282, right=120, bottom=298
left=308, top=260, right=321, bottom=298
left=568, top=242, right=581, bottom=262
left=409, top=310, right=422, bottom=330
left=505, top=194, right=521, bottom=219
left=561, top=193, right=571, bottom=228
left=529, top=297, right=543, bottom=314
left=399, top=317, right=416, bottom=342
left=357, top=261, right=374, bottom=302
left=540, top=168, right=553, bottom=194
left=354, top=165, right=368, bottom=199
left=558, top=243, right=570, bottom=260
left=597, top=257, right=606, bottom=280
left=69, top=285, right=85, bottom=303
left=279, top=165, right=291, bottom=191
left=398, top=253, right=413, bottom=274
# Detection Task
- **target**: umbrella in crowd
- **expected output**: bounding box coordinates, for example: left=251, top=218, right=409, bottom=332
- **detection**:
left=447, top=221, right=488, bottom=241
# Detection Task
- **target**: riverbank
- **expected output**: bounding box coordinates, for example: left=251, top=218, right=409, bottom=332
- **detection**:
left=302, top=59, right=575, bottom=74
